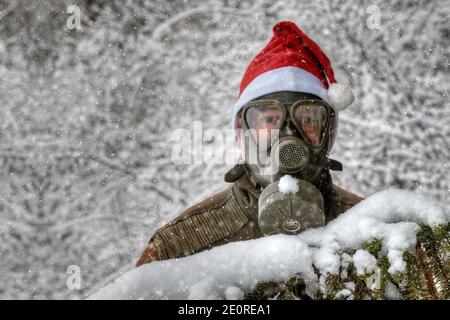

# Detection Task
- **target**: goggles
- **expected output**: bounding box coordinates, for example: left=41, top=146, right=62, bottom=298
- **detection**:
left=241, top=99, right=335, bottom=149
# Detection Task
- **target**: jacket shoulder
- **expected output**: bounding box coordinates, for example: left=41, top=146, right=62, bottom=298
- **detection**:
left=327, top=184, right=364, bottom=222
left=137, top=186, right=251, bottom=264
left=332, top=184, right=364, bottom=206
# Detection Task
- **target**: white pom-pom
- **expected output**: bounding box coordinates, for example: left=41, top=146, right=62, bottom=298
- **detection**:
left=328, top=83, right=354, bottom=111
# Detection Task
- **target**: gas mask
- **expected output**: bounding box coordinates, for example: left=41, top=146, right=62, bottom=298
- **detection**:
left=239, top=92, right=336, bottom=235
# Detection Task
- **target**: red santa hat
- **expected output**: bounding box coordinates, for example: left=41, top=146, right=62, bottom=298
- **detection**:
left=232, top=21, right=354, bottom=128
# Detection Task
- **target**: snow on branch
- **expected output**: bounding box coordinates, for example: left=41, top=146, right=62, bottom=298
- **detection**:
left=88, top=189, right=450, bottom=300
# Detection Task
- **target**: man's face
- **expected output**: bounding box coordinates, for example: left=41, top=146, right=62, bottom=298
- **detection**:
left=236, top=91, right=328, bottom=155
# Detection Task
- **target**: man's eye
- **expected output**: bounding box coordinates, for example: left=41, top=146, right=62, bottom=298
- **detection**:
left=265, top=116, right=278, bottom=124
left=303, top=117, right=311, bottom=124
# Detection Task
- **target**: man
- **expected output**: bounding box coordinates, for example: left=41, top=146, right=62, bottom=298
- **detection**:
left=136, top=21, right=362, bottom=266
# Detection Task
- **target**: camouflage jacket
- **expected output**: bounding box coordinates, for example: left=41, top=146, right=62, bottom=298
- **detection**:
left=136, top=165, right=363, bottom=266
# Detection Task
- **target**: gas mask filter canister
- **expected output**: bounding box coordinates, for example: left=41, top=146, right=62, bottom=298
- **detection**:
left=258, top=176, right=325, bottom=235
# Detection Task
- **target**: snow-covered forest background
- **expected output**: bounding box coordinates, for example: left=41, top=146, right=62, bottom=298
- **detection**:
left=0, top=0, right=448, bottom=299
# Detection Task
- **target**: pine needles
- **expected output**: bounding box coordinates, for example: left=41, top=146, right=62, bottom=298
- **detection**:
left=244, top=223, right=450, bottom=300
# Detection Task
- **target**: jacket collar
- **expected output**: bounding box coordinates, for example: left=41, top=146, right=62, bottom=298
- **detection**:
left=225, top=164, right=261, bottom=224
